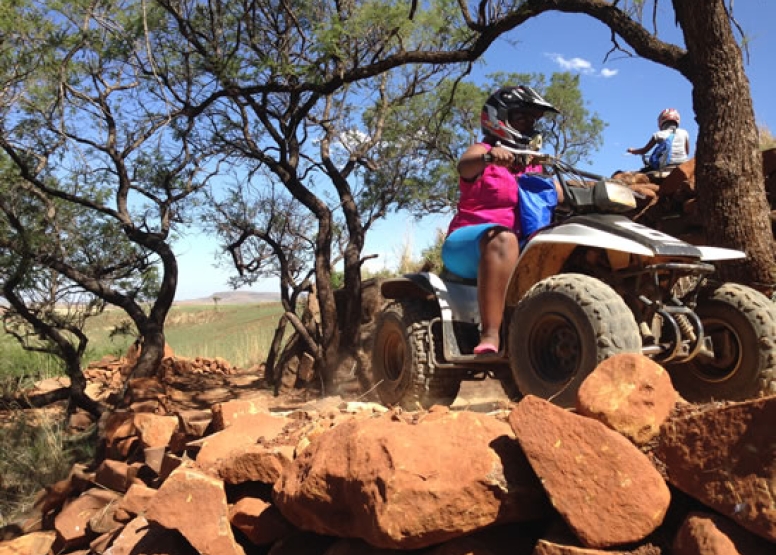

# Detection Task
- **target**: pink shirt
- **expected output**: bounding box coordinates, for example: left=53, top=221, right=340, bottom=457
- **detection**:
left=447, top=143, right=540, bottom=236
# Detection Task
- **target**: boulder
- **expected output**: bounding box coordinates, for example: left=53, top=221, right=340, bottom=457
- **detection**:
left=509, top=396, right=670, bottom=548
left=273, top=409, right=550, bottom=549
left=655, top=397, right=776, bottom=543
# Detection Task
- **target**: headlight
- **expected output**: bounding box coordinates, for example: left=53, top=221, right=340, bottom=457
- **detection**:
left=593, top=180, right=637, bottom=212
left=604, top=181, right=637, bottom=207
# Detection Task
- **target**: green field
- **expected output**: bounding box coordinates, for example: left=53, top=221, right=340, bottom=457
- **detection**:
left=0, top=301, right=287, bottom=526
left=0, top=302, right=286, bottom=384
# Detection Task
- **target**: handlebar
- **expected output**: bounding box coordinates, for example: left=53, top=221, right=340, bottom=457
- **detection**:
left=481, top=143, right=640, bottom=213
left=482, top=150, right=551, bottom=166
left=483, top=144, right=603, bottom=181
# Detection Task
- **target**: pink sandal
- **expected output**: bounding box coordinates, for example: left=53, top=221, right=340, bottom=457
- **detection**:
left=473, top=342, right=498, bottom=355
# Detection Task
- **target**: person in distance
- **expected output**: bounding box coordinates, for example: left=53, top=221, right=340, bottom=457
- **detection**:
left=627, top=108, right=690, bottom=171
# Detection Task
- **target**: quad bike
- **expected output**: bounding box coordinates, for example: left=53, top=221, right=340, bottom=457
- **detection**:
left=370, top=149, right=776, bottom=409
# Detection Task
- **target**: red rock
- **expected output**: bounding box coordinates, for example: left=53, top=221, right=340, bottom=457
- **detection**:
left=115, top=483, right=157, bottom=520
left=211, top=397, right=272, bottom=431
left=509, top=396, right=670, bottom=548
left=532, top=539, right=632, bottom=554
left=101, top=516, right=199, bottom=555
left=195, top=412, right=291, bottom=471
left=133, top=413, right=179, bottom=449
left=94, top=459, right=138, bottom=493
left=144, top=464, right=245, bottom=555
left=177, top=409, right=213, bottom=437
left=218, top=444, right=295, bottom=485
left=274, top=411, right=550, bottom=550
left=656, top=397, right=776, bottom=543
left=100, top=411, right=137, bottom=452
left=576, top=353, right=677, bottom=444
left=0, top=531, right=56, bottom=555
left=659, top=158, right=695, bottom=197
left=53, top=488, right=121, bottom=551
left=229, top=497, right=296, bottom=546
left=673, top=511, right=774, bottom=555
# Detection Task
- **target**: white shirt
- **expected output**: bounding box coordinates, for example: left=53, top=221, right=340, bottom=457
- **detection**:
left=652, top=127, right=690, bottom=167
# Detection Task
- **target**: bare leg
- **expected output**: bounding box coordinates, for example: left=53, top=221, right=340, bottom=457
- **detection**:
left=475, top=228, right=519, bottom=353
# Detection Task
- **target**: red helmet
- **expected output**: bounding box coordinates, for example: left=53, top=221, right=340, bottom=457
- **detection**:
left=658, top=108, right=680, bottom=129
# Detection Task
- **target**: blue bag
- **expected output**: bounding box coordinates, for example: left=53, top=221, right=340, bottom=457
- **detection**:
left=648, top=131, right=675, bottom=169
left=517, top=173, right=558, bottom=238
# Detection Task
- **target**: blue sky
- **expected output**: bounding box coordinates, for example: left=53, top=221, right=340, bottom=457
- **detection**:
left=175, top=2, right=776, bottom=300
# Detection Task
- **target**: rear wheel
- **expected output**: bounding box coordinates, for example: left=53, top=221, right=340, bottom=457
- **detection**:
left=508, top=273, right=642, bottom=408
left=669, top=283, right=776, bottom=402
left=371, top=301, right=461, bottom=409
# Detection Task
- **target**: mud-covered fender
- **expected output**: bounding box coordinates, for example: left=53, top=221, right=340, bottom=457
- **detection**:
left=379, top=274, right=436, bottom=302
left=506, top=216, right=701, bottom=306
left=506, top=242, right=576, bottom=306
left=380, top=273, right=480, bottom=325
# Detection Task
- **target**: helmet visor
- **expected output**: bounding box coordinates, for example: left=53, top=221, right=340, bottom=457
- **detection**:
left=508, top=108, right=544, bottom=130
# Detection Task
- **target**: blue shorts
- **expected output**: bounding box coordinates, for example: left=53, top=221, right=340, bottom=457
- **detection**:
left=442, top=223, right=510, bottom=280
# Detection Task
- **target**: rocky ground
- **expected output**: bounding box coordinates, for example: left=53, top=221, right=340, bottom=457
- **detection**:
left=0, top=349, right=774, bottom=555
left=3, top=148, right=776, bottom=555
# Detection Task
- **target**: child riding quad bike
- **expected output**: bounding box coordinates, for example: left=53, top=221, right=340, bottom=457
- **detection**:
left=369, top=148, right=776, bottom=409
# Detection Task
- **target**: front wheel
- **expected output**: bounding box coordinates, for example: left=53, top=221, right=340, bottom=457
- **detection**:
left=508, top=274, right=642, bottom=408
left=668, top=283, right=776, bottom=402
left=370, top=301, right=461, bottom=410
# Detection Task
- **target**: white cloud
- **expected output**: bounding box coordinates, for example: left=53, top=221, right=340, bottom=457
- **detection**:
left=548, top=53, right=593, bottom=73
left=338, top=128, right=370, bottom=152
left=546, top=53, right=618, bottom=79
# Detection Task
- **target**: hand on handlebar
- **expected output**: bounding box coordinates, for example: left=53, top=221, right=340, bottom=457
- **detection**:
left=482, top=145, right=521, bottom=166
left=482, top=144, right=552, bottom=167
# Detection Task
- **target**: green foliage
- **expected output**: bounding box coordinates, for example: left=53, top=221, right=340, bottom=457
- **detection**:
left=307, top=0, right=474, bottom=75
left=360, top=80, right=484, bottom=217
left=330, top=270, right=345, bottom=290
left=0, top=155, right=155, bottom=372
left=0, top=0, right=216, bottom=388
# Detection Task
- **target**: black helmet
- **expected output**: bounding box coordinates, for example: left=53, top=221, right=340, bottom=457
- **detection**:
left=480, top=85, right=559, bottom=148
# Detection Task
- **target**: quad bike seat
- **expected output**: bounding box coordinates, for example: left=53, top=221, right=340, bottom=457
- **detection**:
left=439, top=267, right=477, bottom=286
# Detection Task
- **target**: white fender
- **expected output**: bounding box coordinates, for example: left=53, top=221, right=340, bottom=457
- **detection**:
left=425, top=272, right=479, bottom=324
left=695, top=246, right=747, bottom=261
left=524, top=222, right=656, bottom=256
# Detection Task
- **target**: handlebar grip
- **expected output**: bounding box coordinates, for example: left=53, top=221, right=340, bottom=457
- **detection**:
left=483, top=152, right=518, bottom=164
left=483, top=152, right=523, bottom=165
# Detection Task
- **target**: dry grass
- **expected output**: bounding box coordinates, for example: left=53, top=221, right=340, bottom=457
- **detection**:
left=0, top=409, right=96, bottom=527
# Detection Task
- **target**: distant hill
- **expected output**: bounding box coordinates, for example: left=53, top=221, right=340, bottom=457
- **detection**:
left=174, top=290, right=280, bottom=305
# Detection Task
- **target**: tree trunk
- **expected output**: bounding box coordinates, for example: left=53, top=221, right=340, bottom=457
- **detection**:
left=264, top=314, right=288, bottom=388
left=673, top=0, right=776, bottom=293
left=65, top=357, right=102, bottom=418
left=312, top=213, right=341, bottom=391
left=128, top=241, right=177, bottom=378
left=132, top=327, right=166, bottom=379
